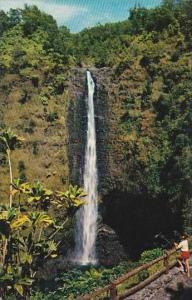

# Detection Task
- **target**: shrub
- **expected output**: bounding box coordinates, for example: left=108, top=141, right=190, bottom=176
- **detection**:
left=52, top=75, right=66, bottom=95
left=40, top=95, right=49, bottom=106
left=140, top=248, right=164, bottom=264
left=19, top=89, right=28, bottom=104
left=19, top=171, right=27, bottom=182
left=138, top=269, right=149, bottom=281
left=24, top=119, right=36, bottom=134
left=31, top=261, right=142, bottom=299
left=0, top=62, right=7, bottom=77
left=115, top=58, right=132, bottom=76
left=18, top=160, right=26, bottom=172
left=32, top=141, right=39, bottom=155
left=171, top=50, right=180, bottom=62
left=46, top=112, right=58, bottom=123
left=31, top=75, right=39, bottom=87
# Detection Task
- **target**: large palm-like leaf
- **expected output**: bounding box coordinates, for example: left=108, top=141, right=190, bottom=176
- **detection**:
left=0, top=266, right=33, bottom=296
left=29, top=212, right=54, bottom=229
left=10, top=214, right=31, bottom=230
left=27, top=182, right=53, bottom=210
left=12, top=179, right=31, bottom=195
left=0, top=128, right=24, bottom=151
left=35, top=213, right=54, bottom=228
left=12, top=180, right=32, bottom=210
left=0, top=207, right=18, bottom=222
left=55, top=184, right=86, bottom=215
left=0, top=210, right=12, bottom=239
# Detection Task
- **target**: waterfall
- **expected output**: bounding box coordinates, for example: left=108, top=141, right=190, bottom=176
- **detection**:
left=74, top=70, right=98, bottom=265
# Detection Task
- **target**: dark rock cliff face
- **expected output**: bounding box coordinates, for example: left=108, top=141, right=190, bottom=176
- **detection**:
left=66, top=68, right=87, bottom=186
left=67, top=67, right=124, bottom=194
left=67, top=68, right=128, bottom=263
left=67, top=68, right=111, bottom=193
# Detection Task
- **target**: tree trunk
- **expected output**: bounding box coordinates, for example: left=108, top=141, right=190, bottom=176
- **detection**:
left=2, top=239, right=8, bottom=268
left=7, top=149, right=13, bottom=208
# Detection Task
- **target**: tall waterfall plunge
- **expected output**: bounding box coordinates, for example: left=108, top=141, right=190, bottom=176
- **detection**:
left=74, top=71, right=98, bottom=265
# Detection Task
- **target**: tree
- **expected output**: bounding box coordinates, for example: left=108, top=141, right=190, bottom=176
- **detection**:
left=8, top=8, right=22, bottom=27
left=0, top=129, right=24, bottom=208
left=0, top=127, right=85, bottom=298
left=0, top=10, right=9, bottom=36
left=22, top=5, right=58, bottom=38
left=0, top=180, right=85, bottom=298
left=129, top=7, right=149, bottom=34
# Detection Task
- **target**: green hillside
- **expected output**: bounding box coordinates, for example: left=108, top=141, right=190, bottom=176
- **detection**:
left=0, top=0, right=192, bottom=298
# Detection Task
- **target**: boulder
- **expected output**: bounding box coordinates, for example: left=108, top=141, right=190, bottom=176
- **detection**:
left=96, top=223, right=128, bottom=266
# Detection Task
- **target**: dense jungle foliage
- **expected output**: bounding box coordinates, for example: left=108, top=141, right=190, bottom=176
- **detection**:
left=0, top=129, right=86, bottom=298
left=1, top=0, right=192, bottom=298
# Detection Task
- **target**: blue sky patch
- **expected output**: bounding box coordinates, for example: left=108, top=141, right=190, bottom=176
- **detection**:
left=0, top=0, right=162, bottom=32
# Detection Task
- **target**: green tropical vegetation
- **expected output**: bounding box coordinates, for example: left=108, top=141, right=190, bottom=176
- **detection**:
left=1, top=0, right=192, bottom=298
left=0, top=129, right=85, bottom=299
left=28, top=248, right=164, bottom=299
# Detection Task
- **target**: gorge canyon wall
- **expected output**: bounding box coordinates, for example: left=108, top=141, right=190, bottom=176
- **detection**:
left=0, top=66, right=189, bottom=257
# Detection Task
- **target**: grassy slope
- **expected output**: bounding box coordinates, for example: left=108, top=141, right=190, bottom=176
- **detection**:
left=0, top=25, right=70, bottom=201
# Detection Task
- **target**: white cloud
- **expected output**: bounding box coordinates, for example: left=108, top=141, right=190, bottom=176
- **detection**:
left=0, top=0, right=88, bottom=24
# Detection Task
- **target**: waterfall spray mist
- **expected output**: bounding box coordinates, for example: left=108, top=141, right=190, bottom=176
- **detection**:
left=74, top=71, right=98, bottom=265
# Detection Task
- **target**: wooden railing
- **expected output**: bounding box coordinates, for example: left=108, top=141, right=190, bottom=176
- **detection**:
left=77, top=248, right=185, bottom=300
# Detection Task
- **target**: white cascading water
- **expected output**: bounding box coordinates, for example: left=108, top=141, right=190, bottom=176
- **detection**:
left=74, top=70, right=98, bottom=265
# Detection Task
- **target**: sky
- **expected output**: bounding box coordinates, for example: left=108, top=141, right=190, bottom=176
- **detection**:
left=0, top=0, right=162, bottom=32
